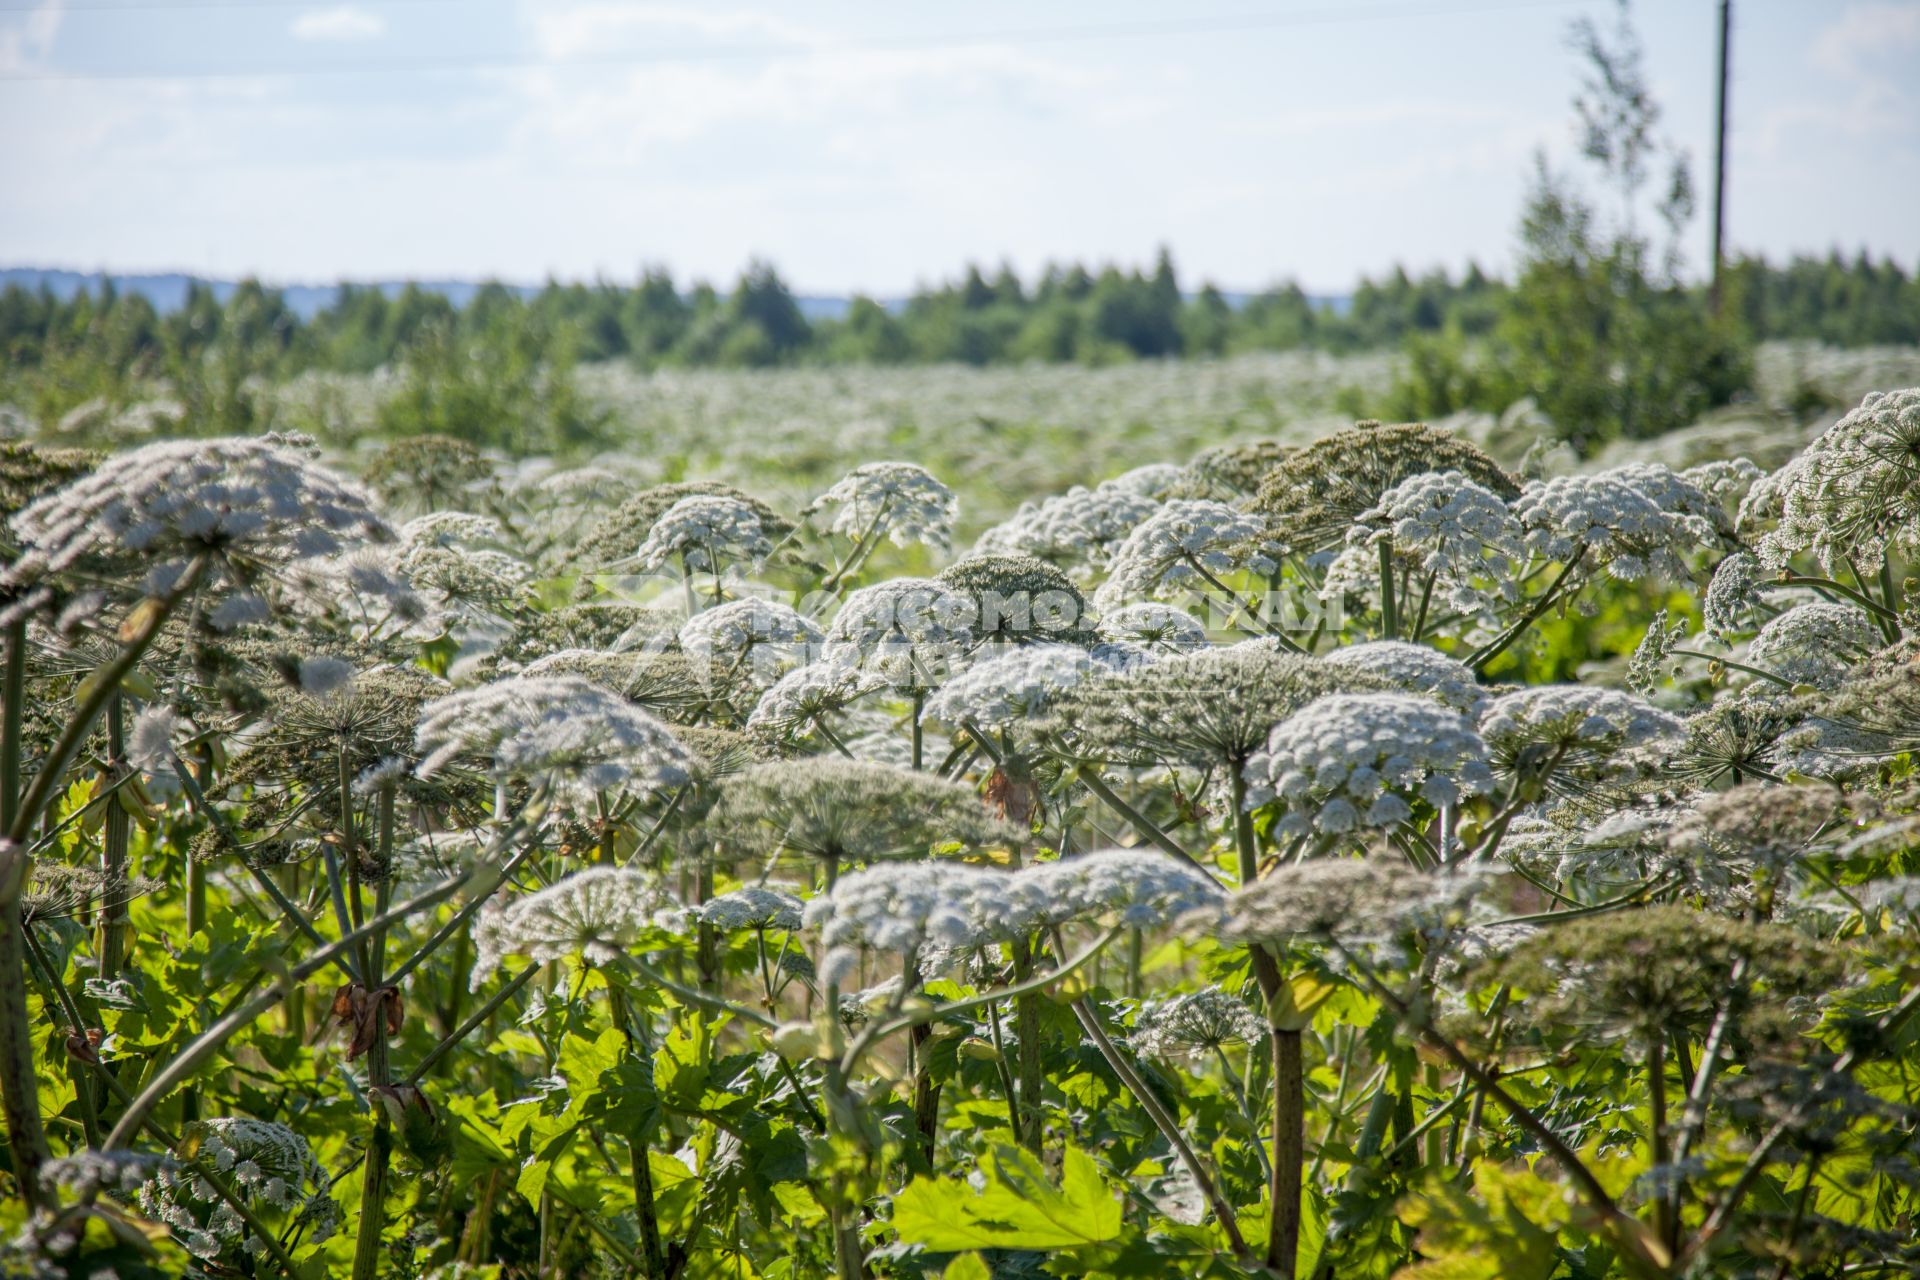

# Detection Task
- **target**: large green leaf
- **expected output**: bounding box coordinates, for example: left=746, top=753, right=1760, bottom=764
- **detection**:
left=892, top=1144, right=1123, bottom=1252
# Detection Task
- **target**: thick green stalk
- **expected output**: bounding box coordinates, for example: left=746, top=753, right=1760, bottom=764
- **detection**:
left=98, top=697, right=132, bottom=979
left=1378, top=541, right=1398, bottom=640
left=350, top=787, right=397, bottom=1280
left=0, top=840, right=49, bottom=1212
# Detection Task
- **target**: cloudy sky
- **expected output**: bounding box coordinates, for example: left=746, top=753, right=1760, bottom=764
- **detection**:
left=1, top=0, right=1916, bottom=294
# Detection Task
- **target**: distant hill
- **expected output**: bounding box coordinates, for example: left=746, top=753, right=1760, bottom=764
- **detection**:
left=0, top=267, right=1346, bottom=321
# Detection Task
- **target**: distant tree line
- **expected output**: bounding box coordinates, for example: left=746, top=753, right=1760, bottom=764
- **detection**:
left=2, top=247, right=1913, bottom=386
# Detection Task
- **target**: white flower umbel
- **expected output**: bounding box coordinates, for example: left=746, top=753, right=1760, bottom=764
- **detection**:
left=804, top=860, right=1010, bottom=986
left=127, top=704, right=183, bottom=799
left=811, top=461, right=957, bottom=551
left=1703, top=550, right=1766, bottom=639
left=140, top=1117, right=342, bottom=1261
left=1478, top=685, right=1685, bottom=789
left=694, top=885, right=805, bottom=933
left=470, top=868, right=671, bottom=987
left=1512, top=466, right=1717, bottom=582
left=1096, top=602, right=1208, bottom=654
left=746, top=662, right=870, bottom=744
left=1762, top=387, right=1920, bottom=572
left=1198, top=857, right=1483, bottom=950
left=8, top=434, right=389, bottom=603
left=1007, top=848, right=1224, bottom=933
left=1095, top=499, right=1274, bottom=608
left=1243, top=693, right=1494, bottom=839
left=1324, top=471, right=1525, bottom=624
left=1103, top=463, right=1188, bottom=500
left=1323, top=640, right=1487, bottom=714
left=413, top=675, right=694, bottom=805
left=1131, top=987, right=1266, bottom=1059
left=974, top=484, right=1160, bottom=575
left=1680, top=458, right=1764, bottom=511
left=821, top=578, right=976, bottom=692
left=397, top=511, right=510, bottom=551
left=284, top=546, right=431, bottom=641
left=679, top=598, right=824, bottom=691
left=1746, top=602, right=1881, bottom=688
left=922, top=643, right=1096, bottom=733
left=629, top=495, right=773, bottom=576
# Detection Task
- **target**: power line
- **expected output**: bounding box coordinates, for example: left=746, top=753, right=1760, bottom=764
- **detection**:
left=0, top=0, right=1590, bottom=84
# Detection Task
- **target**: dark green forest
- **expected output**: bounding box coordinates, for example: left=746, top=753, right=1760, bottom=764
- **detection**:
left=4, top=248, right=1915, bottom=380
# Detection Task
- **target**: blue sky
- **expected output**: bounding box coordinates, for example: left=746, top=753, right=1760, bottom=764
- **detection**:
left=1, top=0, right=1916, bottom=294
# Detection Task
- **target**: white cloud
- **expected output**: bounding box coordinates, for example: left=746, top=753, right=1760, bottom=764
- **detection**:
left=0, top=1, right=65, bottom=73
left=291, top=6, right=386, bottom=43
left=1811, top=1, right=1920, bottom=77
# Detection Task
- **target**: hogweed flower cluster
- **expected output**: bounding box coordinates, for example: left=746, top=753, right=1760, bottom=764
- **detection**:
left=139, top=1118, right=341, bottom=1261
left=810, top=461, right=958, bottom=551
left=413, top=675, right=694, bottom=805
left=1095, top=500, right=1274, bottom=608
left=1131, top=987, right=1267, bottom=1059
left=629, top=495, right=774, bottom=577
left=7, top=434, right=390, bottom=606
left=1243, top=692, right=1495, bottom=837
left=470, top=867, right=673, bottom=986
left=974, top=482, right=1161, bottom=574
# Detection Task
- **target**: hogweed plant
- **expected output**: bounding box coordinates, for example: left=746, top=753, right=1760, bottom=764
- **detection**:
left=0, top=399, right=1919, bottom=1279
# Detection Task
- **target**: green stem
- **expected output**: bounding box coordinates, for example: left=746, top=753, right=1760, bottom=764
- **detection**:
left=99, top=697, right=132, bottom=980
left=349, top=788, right=397, bottom=1280
left=1467, top=548, right=1586, bottom=673
left=104, top=868, right=478, bottom=1149
left=1075, top=766, right=1219, bottom=884
left=0, top=840, right=50, bottom=1211
left=1778, top=575, right=1898, bottom=621
left=1378, top=542, right=1398, bottom=640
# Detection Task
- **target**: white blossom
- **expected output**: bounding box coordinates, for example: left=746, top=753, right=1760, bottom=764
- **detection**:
left=1244, top=692, right=1494, bottom=838
left=821, top=578, right=975, bottom=690
left=1132, top=987, right=1266, bottom=1058
left=804, top=861, right=1010, bottom=985
left=1096, top=602, right=1208, bottom=654
left=413, top=675, right=694, bottom=803
left=746, top=662, right=870, bottom=741
left=1196, top=858, right=1485, bottom=948
left=678, top=598, right=824, bottom=690
left=1478, top=685, right=1685, bottom=787
left=7, top=434, right=389, bottom=603
left=1103, top=463, right=1188, bottom=499
left=139, top=1118, right=341, bottom=1258
left=629, top=495, right=772, bottom=575
left=1761, top=387, right=1920, bottom=571
left=1095, top=499, right=1274, bottom=608
left=1006, top=848, right=1224, bottom=933
left=922, top=643, right=1096, bottom=731
left=1323, top=471, right=1524, bottom=624
left=694, top=885, right=805, bottom=932
left=810, top=461, right=957, bottom=550
left=1322, top=640, right=1487, bottom=714
left=974, top=484, right=1160, bottom=574
left=1511, top=466, right=1717, bottom=581
left=470, top=868, right=671, bottom=987
left=1746, top=602, right=1881, bottom=688
left=1704, top=550, right=1766, bottom=638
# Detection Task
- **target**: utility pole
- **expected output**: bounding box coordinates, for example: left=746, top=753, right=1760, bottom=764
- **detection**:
left=1709, top=0, right=1731, bottom=315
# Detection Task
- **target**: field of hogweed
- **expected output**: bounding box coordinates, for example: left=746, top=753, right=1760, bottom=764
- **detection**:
left=2, top=378, right=1920, bottom=1280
